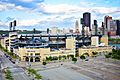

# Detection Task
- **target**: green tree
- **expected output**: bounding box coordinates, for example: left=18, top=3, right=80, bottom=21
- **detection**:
left=27, top=68, right=36, bottom=76
left=31, top=69, right=37, bottom=79
left=62, top=55, right=66, bottom=59
left=105, top=54, right=111, bottom=61
left=0, top=44, right=18, bottom=60
left=49, top=56, right=52, bottom=61
left=112, top=49, right=117, bottom=53
left=42, top=61, right=47, bottom=66
left=70, top=55, right=74, bottom=59
left=92, top=52, right=98, bottom=57
left=84, top=53, right=89, bottom=57
left=27, top=68, right=41, bottom=80
left=35, top=74, right=42, bottom=80
left=72, top=58, right=77, bottom=63
left=52, top=56, right=58, bottom=60
left=109, top=49, right=120, bottom=60
left=105, top=54, right=111, bottom=58
left=75, top=53, right=79, bottom=57
left=80, top=55, right=86, bottom=61
left=27, top=68, right=32, bottom=76
left=5, top=69, right=14, bottom=80
left=58, top=56, right=62, bottom=61
left=67, top=55, right=70, bottom=59
left=31, top=69, right=37, bottom=75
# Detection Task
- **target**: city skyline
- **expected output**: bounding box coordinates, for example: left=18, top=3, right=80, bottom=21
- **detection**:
left=0, top=0, right=120, bottom=30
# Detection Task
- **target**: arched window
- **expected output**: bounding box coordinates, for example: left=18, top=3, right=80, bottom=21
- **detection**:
left=25, top=57, right=29, bottom=62
left=30, top=57, right=33, bottom=62
left=30, top=53, right=33, bottom=56
left=35, top=57, right=40, bottom=62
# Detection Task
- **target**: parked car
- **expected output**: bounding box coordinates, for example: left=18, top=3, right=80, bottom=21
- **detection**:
left=85, top=59, right=89, bottom=61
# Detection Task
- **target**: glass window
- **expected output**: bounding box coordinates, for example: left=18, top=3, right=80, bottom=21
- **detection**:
left=26, top=53, right=29, bottom=56
left=30, top=53, right=33, bottom=56
left=35, top=53, right=40, bottom=56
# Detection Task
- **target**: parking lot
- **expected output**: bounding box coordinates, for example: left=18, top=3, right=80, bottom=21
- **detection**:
left=17, top=54, right=120, bottom=80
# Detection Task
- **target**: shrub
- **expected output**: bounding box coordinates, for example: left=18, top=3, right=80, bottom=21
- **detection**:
left=72, top=58, right=77, bottom=63
left=80, top=55, right=86, bottom=60
left=42, top=61, right=47, bottom=66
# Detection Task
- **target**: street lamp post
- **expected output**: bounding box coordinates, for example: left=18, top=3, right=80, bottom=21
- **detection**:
left=28, top=57, right=31, bottom=68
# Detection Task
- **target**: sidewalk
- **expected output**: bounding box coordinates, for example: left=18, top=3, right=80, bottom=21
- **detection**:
left=17, top=61, right=41, bottom=67
left=0, top=70, right=6, bottom=80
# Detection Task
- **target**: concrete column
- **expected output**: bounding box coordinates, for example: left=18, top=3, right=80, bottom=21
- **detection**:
left=33, top=57, right=35, bottom=62
left=28, top=57, right=30, bottom=62
left=22, top=57, right=25, bottom=61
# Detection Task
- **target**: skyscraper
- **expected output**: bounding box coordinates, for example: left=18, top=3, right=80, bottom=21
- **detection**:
left=94, top=20, right=98, bottom=35
left=108, top=20, right=117, bottom=36
left=51, top=27, right=58, bottom=34
left=75, top=20, right=80, bottom=33
left=104, top=16, right=112, bottom=35
left=92, top=20, right=98, bottom=35
left=116, top=20, right=120, bottom=36
left=83, top=12, right=91, bottom=31
left=80, top=18, right=84, bottom=36
left=101, top=22, right=105, bottom=35
left=47, top=28, right=49, bottom=34
left=104, top=16, right=112, bottom=29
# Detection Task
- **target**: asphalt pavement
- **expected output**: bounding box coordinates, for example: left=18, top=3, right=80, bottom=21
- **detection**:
left=0, top=50, right=30, bottom=80
left=38, top=66, right=93, bottom=80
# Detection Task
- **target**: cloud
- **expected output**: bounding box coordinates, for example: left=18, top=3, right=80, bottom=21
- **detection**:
left=6, top=17, right=14, bottom=22
left=17, top=19, right=40, bottom=26
left=92, top=7, right=120, bottom=15
left=19, top=0, right=34, bottom=3
left=35, top=3, right=120, bottom=25
left=0, top=21, right=8, bottom=30
left=39, top=4, right=83, bottom=14
left=0, top=21, right=5, bottom=25
left=0, top=1, right=32, bottom=12
left=19, top=0, right=44, bottom=3
left=0, top=0, right=44, bottom=8
left=15, top=5, right=27, bottom=11
left=36, top=3, right=120, bottom=18
left=0, top=2, right=15, bottom=11
left=37, top=4, right=120, bottom=28
left=79, top=1, right=96, bottom=7
left=1, top=1, right=119, bottom=17
left=0, top=0, right=120, bottom=30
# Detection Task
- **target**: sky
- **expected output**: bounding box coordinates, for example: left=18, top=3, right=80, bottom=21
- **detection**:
left=0, top=0, right=120, bottom=31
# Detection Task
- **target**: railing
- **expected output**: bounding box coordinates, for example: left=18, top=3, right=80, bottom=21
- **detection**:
left=49, top=41, right=65, bottom=44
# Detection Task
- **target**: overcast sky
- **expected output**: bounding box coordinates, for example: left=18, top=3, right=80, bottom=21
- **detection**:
left=0, top=0, right=120, bottom=30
